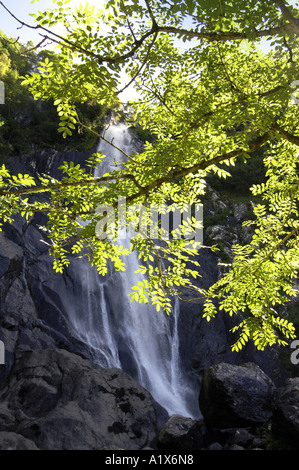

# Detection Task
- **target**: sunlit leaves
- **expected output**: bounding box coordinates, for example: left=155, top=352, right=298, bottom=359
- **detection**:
left=203, top=141, right=299, bottom=349
left=54, top=100, right=77, bottom=138
left=3, top=0, right=299, bottom=351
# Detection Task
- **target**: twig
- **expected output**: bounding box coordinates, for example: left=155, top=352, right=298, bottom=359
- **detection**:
left=75, top=114, right=146, bottom=168
left=117, top=30, right=158, bottom=95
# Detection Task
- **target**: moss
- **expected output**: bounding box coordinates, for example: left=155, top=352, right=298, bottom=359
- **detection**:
left=263, top=432, right=297, bottom=450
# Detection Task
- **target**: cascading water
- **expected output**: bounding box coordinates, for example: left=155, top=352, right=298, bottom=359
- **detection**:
left=68, top=123, right=200, bottom=419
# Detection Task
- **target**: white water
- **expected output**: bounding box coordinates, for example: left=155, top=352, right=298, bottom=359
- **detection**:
left=68, top=124, right=199, bottom=418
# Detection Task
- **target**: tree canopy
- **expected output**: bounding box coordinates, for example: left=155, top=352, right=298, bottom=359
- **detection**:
left=1, top=0, right=299, bottom=351
left=0, top=29, right=109, bottom=157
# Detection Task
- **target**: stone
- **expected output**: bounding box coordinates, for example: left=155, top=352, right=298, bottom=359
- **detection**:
left=232, top=428, right=255, bottom=447
left=207, top=442, right=223, bottom=450
left=0, top=232, right=23, bottom=277
left=0, top=431, right=39, bottom=450
left=0, top=348, right=168, bottom=450
left=158, top=414, right=206, bottom=451
left=251, top=437, right=264, bottom=448
left=271, top=378, right=299, bottom=448
left=233, top=202, right=252, bottom=223
left=227, top=444, right=244, bottom=450
left=199, top=362, right=275, bottom=429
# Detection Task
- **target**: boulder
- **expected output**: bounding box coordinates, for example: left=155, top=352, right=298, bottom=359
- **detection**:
left=0, top=348, right=168, bottom=450
left=158, top=414, right=207, bottom=451
left=0, top=431, right=39, bottom=450
left=271, top=378, right=299, bottom=448
left=199, top=362, right=275, bottom=429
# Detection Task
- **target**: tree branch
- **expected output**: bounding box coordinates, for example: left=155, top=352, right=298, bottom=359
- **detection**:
left=0, top=0, right=296, bottom=74
left=144, top=0, right=158, bottom=28
left=157, top=23, right=292, bottom=42
left=274, top=0, right=299, bottom=35
left=272, top=122, right=299, bottom=145
left=0, top=173, right=139, bottom=198
left=125, top=130, right=271, bottom=206
left=117, top=30, right=158, bottom=96
left=0, top=1, right=156, bottom=65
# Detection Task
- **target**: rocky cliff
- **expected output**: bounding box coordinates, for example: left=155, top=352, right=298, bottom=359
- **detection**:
left=0, top=144, right=296, bottom=450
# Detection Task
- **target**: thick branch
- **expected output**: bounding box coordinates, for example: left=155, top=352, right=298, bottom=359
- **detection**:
left=157, top=23, right=292, bottom=41
left=125, top=131, right=271, bottom=206
left=0, top=173, right=138, bottom=198
left=0, top=0, right=295, bottom=71
left=274, top=0, right=299, bottom=35
left=273, top=122, right=299, bottom=145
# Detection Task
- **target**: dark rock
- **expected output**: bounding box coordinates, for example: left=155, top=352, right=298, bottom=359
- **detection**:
left=231, top=428, right=255, bottom=447
left=199, top=362, right=275, bottom=429
left=252, top=437, right=264, bottom=448
left=0, top=348, right=168, bottom=450
left=0, top=431, right=39, bottom=450
left=158, top=414, right=206, bottom=451
left=272, top=378, right=299, bottom=448
left=100, top=446, right=125, bottom=450
left=0, top=232, right=23, bottom=277
left=207, top=442, right=223, bottom=450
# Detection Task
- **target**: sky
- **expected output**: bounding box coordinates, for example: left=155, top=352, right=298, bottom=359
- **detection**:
left=0, top=0, right=105, bottom=44
left=0, top=0, right=137, bottom=101
left=0, top=0, right=287, bottom=56
left=0, top=0, right=274, bottom=101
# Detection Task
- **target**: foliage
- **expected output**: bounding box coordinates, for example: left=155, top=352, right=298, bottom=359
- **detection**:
left=0, top=30, right=108, bottom=158
left=207, top=146, right=267, bottom=199
left=1, top=0, right=299, bottom=349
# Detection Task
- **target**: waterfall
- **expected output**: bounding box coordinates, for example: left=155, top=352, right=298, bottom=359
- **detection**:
left=68, top=123, right=200, bottom=419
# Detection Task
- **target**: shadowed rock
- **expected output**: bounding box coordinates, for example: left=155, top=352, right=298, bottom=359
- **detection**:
left=0, top=348, right=168, bottom=450
left=199, top=362, right=275, bottom=429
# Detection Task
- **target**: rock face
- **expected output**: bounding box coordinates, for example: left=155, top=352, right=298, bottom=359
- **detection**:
left=0, top=145, right=297, bottom=450
left=0, top=348, right=167, bottom=450
left=178, top=185, right=287, bottom=390
left=199, top=362, right=276, bottom=429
